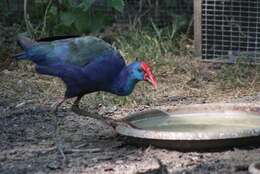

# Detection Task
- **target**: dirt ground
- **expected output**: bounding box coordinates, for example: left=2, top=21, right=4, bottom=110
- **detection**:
left=1, top=64, right=260, bottom=174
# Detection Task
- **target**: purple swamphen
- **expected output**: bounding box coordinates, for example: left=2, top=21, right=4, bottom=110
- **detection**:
left=14, top=35, right=157, bottom=160
left=14, top=36, right=157, bottom=114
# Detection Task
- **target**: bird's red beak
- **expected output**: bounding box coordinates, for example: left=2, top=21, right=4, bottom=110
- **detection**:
left=141, top=62, right=157, bottom=89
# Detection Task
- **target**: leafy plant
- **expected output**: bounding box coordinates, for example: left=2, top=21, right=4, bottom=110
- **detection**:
left=25, top=0, right=125, bottom=37
left=48, top=0, right=124, bottom=35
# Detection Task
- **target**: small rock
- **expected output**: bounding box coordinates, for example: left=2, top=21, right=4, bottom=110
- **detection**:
left=107, top=106, right=117, bottom=113
left=47, top=160, right=61, bottom=170
left=99, top=106, right=117, bottom=114
left=181, top=171, right=192, bottom=174
left=35, top=171, right=47, bottom=174
left=67, top=162, right=73, bottom=168
left=0, top=154, right=7, bottom=162
left=92, top=158, right=98, bottom=163
left=128, top=156, right=142, bottom=161
left=135, top=158, right=167, bottom=174
left=189, top=156, right=200, bottom=162
left=2, top=69, right=11, bottom=75
left=16, top=102, right=26, bottom=108
left=115, top=160, right=124, bottom=164
left=17, top=80, right=23, bottom=88
left=92, top=155, right=112, bottom=162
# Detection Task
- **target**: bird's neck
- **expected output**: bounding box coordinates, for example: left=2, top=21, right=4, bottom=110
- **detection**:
left=109, top=66, right=138, bottom=96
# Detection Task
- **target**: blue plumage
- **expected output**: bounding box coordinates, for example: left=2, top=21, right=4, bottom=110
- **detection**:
left=15, top=36, right=157, bottom=99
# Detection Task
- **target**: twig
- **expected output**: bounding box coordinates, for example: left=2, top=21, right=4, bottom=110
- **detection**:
left=23, top=0, right=36, bottom=38
left=6, top=0, right=10, bottom=10
left=64, top=148, right=102, bottom=154
left=41, top=0, right=53, bottom=37
left=185, top=16, right=194, bottom=36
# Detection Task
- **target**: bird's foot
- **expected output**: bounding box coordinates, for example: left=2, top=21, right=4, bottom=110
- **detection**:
left=71, top=99, right=136, bottom=137
left=72, top=103, right=105, bottom=121
left=71, top=104, right=135, bottom=136
left=104, top=118, right=135, bottom=129
left=51, top=97, right=67, bottom=113
left=107, top=119, right=138, bottom=137
left=100, top=118, right=138, bottom=138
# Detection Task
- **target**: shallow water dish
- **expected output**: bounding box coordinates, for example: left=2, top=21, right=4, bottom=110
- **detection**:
left=116, top=103, right=260, bottom=151
left=249, top=161, right=260, bottom=174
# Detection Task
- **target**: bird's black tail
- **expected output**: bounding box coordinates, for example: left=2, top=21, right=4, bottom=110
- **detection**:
left=13, top=36, right=35, bottom=60
left=17, top=35, right=35, bottom=50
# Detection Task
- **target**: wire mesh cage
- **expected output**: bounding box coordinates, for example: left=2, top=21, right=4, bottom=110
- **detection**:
left=196, top=0, right=260, bottom=63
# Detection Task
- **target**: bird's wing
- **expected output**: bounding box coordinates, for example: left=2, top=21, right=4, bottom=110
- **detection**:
left=28, top=36, right=124, bottom=66
left=65, top=36, right=121, bottom=66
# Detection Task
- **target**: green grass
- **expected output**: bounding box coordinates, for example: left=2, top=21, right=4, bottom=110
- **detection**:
left=116, top=25, right=192, bottom=63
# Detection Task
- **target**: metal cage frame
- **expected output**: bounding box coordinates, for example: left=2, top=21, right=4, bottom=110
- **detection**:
left=194, top=0, right=260, bottom=64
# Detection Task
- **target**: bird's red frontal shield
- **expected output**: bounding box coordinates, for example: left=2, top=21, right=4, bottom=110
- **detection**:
left=140, top=62, right=157, bottom=89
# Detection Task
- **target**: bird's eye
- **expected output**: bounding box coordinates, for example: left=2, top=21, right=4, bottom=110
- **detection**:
left=138, top=68, right=142, bottom=72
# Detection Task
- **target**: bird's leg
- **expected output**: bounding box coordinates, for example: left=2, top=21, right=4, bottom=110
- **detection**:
left=51, top=97, right=67, bottom=164
left=51, top=97, right=67, bottom=113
